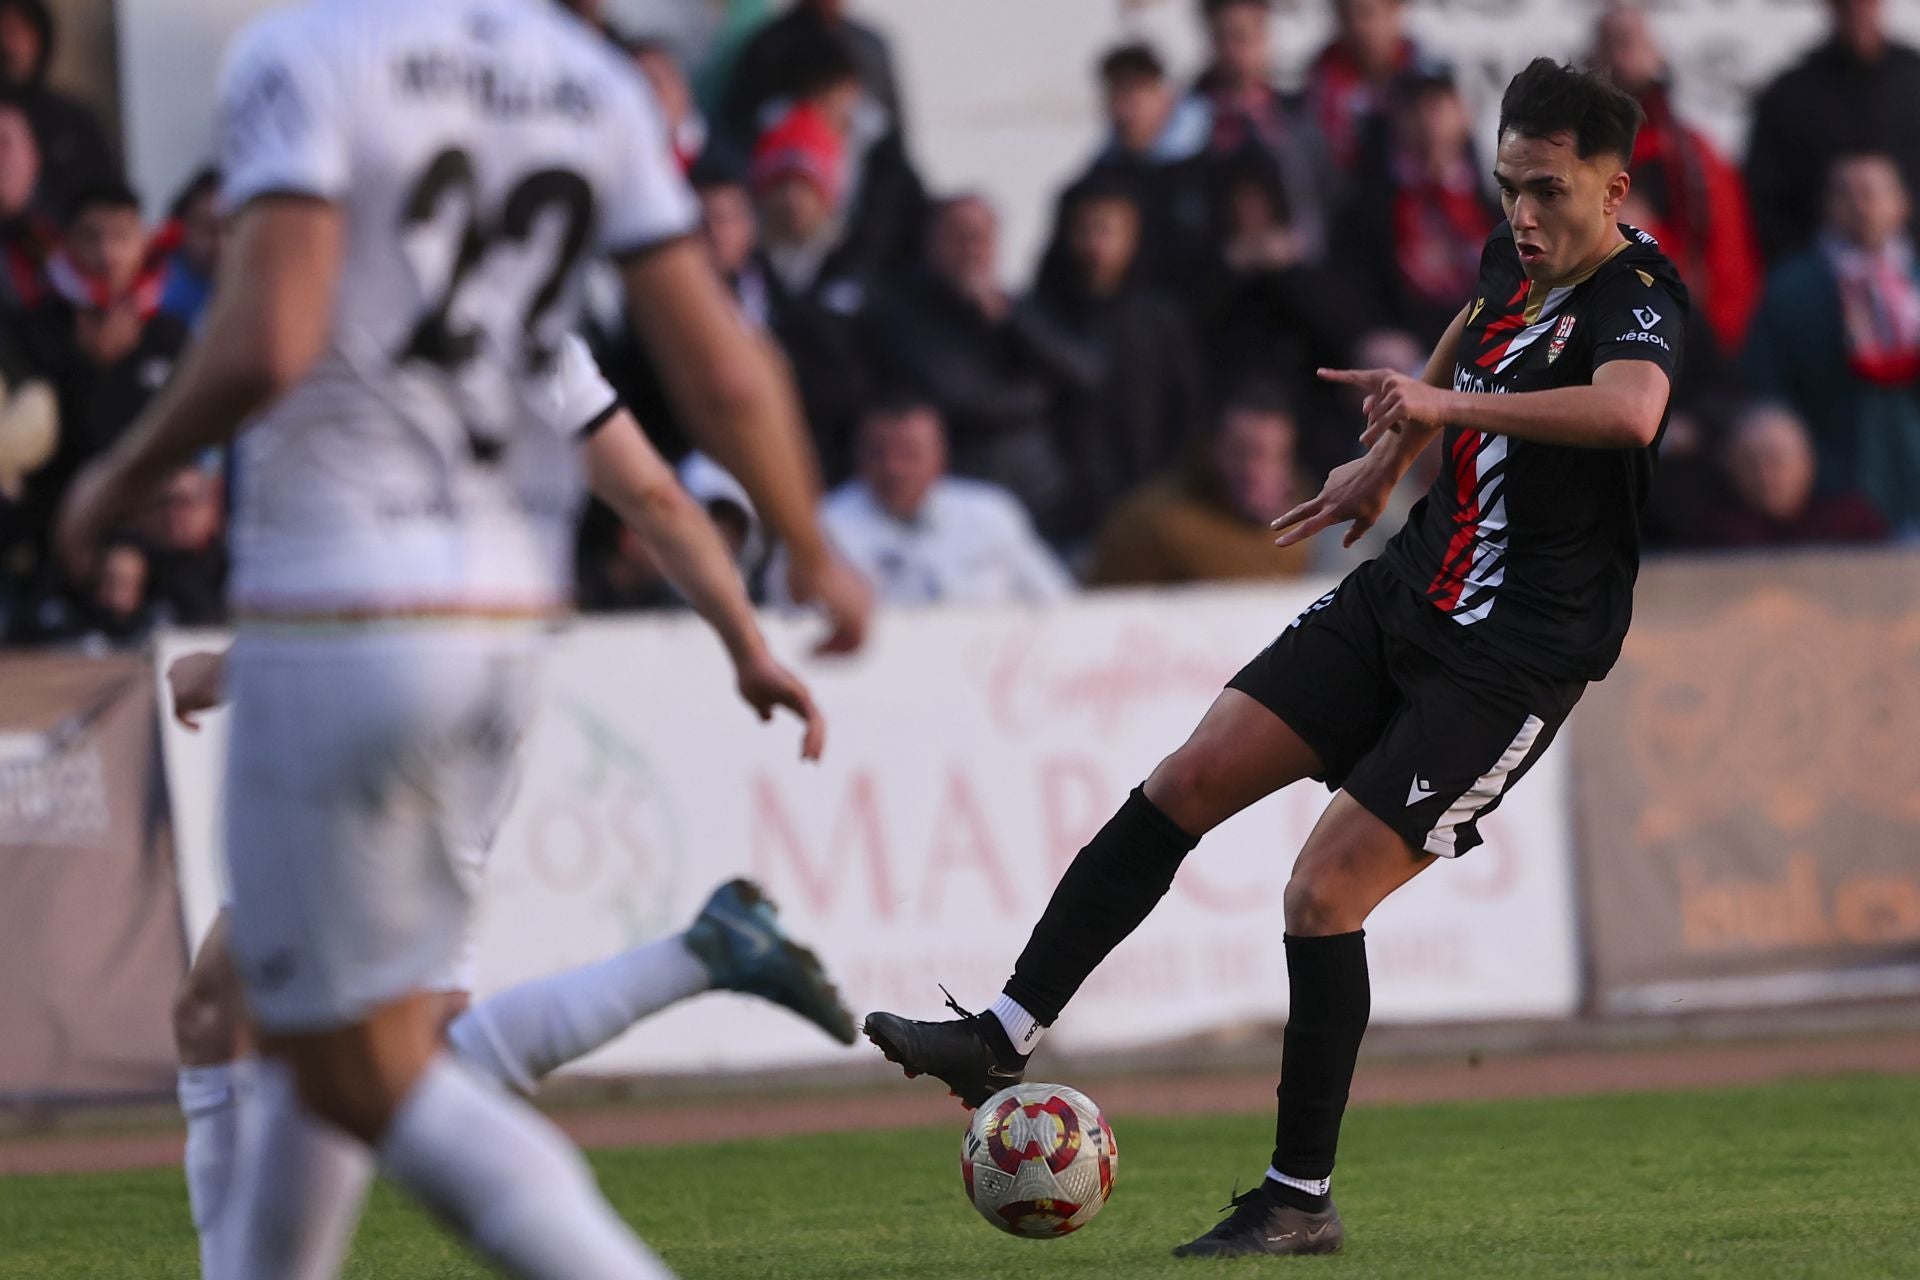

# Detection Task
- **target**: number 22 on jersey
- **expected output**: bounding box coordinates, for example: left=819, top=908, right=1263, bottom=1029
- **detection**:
left=394, top=148, right=597, bottom=459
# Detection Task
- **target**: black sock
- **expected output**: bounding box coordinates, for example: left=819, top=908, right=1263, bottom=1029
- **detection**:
left=1270, top=930, right=1370, bottom=1211
left=1000, top=786, right=1198, bottom=1029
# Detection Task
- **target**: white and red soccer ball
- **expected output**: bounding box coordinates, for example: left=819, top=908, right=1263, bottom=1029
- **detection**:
left=961, top=1083, right=1118, bottom=1238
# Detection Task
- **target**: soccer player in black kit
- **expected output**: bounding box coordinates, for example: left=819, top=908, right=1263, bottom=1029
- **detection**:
left=864, top=58, right=1689, bottom=1257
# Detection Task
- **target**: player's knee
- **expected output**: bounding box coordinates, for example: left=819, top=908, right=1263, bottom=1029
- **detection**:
left=1283, top=869, right=1360, bottom=935
left=1144, top=744, right=1232, bottom=834
left=172, top=977, right=243, bottom=1066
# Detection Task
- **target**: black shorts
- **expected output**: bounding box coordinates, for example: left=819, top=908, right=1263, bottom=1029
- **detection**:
left=1227, top=559, right=1585, bottom=858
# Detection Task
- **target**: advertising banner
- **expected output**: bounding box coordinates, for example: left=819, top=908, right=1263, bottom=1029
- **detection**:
left=161, top=582, right=1581, bottom=1075
left=1576, top=549, right=1920, bottom=1014
left=0, top=654, right=184, bottom=1099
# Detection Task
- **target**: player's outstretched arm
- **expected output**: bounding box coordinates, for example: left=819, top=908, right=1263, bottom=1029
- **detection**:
left=1428, top=361, right=1670, bottom=449
left=55, top=199, right=344, bottom=578
left=1273, top=305, right=1470, bottom=549
left=1320, top=356, right=1670, bottom=451
left=619, top=240, right=872, bottom=656
left=583, top=409, right=825, bottom=760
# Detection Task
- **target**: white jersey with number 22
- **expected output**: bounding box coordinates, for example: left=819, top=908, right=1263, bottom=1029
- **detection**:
left=217, top=0, right=693, bottom=618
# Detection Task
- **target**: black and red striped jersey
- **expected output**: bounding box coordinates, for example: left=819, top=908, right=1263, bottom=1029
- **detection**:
left=1380, top=221, right=1688, bottom=681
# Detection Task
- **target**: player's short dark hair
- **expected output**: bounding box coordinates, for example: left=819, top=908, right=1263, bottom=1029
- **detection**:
left=64, top=179, right=142, bottom=227
left=1098, top=42, right=1166, bottom=86
left=1496, top=57, right=1644, bottom=163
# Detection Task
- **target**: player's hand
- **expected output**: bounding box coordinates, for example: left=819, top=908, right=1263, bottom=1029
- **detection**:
left=735, top=647, right=827, bottom=761
left=52, top=455, right=135, bottom=584
left=167, top=650, right=228, bottom=731
left=784, top=550, right=873, bottom=656
left=1318, top=367, right=1453, bottom=447
left=1271, top=454, right=1395, bottom=550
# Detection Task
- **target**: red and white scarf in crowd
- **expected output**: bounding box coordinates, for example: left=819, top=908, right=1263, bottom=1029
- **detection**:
left=1391, top=150, right=1490, bottom=306
left=1307, top=38, right=1417, bottom=172
left=1826, top=235, right=1920, bottom=386
left=43, top=220, right=183, bottom=322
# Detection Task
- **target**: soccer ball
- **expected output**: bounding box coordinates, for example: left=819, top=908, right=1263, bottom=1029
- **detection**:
left=961, top=1083, right=1118, bottom=1238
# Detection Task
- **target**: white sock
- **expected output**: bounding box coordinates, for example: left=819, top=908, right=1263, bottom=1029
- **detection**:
left=988, top=994, right=1045, bottom=1057
left=1266, top=1165, right=1332, bottom=1197
left=378, top=1054, right=672, bottom=1280
left=220, top=1056, right=375, bottom=1280
left=179, top=1060, right=246, bottom=1278
left=448, top=935, right=709, bottom=1093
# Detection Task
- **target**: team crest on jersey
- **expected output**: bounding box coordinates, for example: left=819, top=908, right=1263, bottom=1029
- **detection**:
left=1545, top=313, right=1577, bottom=364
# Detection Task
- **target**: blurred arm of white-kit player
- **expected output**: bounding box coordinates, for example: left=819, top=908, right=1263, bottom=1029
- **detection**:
left=170, top=354, right=827, bottom=762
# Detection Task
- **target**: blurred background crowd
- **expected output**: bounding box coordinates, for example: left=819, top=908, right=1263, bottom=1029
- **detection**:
left=0, top=0, right=1916, bottom=650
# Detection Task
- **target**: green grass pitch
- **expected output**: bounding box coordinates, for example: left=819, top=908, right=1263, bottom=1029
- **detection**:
left=3, top=1074, right=1916, bottom=1278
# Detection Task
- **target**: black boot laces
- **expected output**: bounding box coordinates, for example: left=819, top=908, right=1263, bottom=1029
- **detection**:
left=937, top=983, right=976, bottom=1022
left=1209, top=1182, right=1278, bottom=1236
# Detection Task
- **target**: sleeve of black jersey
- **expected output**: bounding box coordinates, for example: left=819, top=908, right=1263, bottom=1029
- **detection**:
left=1587, top=268, right=1685, bottom=385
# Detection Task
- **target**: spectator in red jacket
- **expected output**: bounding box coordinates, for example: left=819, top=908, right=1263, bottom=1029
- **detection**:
left=1591, top=5, right=1762, bottom=354
left=1684, top=402, right=1890, bottom=547
left=1303, top=0, right=1439, bottom=174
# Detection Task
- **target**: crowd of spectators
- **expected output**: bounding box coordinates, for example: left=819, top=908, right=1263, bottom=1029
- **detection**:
left=1, top=0, right=1917, bottom=649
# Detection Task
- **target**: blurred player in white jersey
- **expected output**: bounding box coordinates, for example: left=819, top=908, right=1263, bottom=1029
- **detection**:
left=167, top=334, right=857, bottom=1280
left=56, top=2, right=869, bottom=1277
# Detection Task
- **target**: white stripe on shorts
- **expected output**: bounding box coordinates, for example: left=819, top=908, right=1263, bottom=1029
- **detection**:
left=1421, top=714, right=1545, bottom=858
